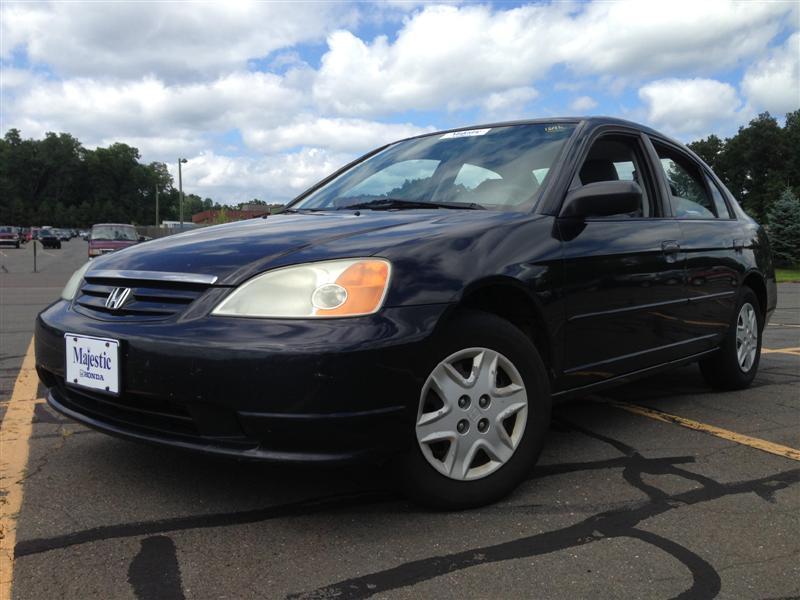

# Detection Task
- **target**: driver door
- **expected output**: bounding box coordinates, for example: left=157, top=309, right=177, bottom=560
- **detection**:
left=558, top=133, right=686, bottom=390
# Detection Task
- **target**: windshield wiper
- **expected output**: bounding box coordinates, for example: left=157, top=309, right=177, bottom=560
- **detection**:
left=339, top=198, right=484, bottom=211
left=271, top=208, right=330, bottom=218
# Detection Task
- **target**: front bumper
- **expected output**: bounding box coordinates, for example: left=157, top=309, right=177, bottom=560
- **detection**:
left=36, top=300, right=447, bottom=463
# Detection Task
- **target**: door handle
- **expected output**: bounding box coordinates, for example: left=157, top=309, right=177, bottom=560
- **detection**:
left=661, top=240, right=681, bottom=254
left=733, top=239, right=745, bottom=251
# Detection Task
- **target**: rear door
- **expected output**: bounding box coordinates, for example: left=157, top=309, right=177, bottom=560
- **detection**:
left=557, top=132, right=686, bottom=390
left=650, top=139, right=740, bottom=352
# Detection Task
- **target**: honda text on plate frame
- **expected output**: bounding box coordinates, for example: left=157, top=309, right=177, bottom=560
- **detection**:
left=35, top=118, right=777, bottom=509
left=65, top=334, right=120, bottom=395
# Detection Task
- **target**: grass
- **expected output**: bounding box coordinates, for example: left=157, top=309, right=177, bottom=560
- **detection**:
left=775, top=268, right=800, bottom=283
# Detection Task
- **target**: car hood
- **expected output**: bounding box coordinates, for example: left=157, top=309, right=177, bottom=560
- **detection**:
left=86, top=211, right=523, bottom=286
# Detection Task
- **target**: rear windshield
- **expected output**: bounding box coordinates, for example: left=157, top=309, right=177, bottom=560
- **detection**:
left=292, top=123, right=576, bottom=212
left=0, top=226, right=13, bottom=233
left=91, top=225, right=137, bottom=241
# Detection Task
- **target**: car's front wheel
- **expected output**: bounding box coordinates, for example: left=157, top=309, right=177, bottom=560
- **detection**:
left=400, top=310, right=551, bottom=509
left=699, top=286, right=763, bottom=390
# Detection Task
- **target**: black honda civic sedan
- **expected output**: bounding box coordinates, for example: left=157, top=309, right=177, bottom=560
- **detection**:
left=36, top=117, right=777, bottom=508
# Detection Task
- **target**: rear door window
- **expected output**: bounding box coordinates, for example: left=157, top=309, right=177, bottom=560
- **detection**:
left=653, top=143, right=718, bottom=219
left=706, top=175, right=732, bottom=218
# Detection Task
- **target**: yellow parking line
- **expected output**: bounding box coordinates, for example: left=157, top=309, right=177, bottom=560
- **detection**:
left=762, top=347, right=800, bottom=356
left=608, top=400, right=800, bottom=462
left=0, top=339, right=38, bottom=600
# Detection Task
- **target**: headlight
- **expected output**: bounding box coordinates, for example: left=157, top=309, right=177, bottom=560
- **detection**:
left=212, top=258, right=391, bottom=318
left=61, top=261, right=92, bottom=301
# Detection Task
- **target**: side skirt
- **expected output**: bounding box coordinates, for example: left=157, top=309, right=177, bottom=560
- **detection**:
left=551, top=347, right=719, bottom=402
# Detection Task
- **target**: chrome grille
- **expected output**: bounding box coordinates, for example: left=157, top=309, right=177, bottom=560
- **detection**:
left=74, top=272, right=212, bottom=321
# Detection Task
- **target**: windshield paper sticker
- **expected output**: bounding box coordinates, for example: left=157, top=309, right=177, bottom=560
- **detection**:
left=440, top=128, right=491, bottom=140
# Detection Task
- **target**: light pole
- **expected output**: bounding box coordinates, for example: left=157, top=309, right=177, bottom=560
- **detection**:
left=178, top=157, right=188, bottom=229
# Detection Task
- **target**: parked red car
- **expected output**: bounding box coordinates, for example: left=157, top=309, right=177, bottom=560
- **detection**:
left=88, top=223, right=141, bottom=258
left=0, top=226, right=21, bottom=248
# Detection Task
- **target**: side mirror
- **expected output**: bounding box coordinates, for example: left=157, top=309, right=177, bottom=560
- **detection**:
left=560, top=180, right=642, bottom=218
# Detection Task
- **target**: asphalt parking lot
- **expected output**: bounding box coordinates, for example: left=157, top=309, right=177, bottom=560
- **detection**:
left=1, top=240, right=798, bottom=600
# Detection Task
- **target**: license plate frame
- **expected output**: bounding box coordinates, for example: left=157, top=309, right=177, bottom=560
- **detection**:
left=64, top=333, right=120, bottom=395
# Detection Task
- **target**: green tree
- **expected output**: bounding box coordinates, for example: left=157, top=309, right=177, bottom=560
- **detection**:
left=687, top=110, right=799, bottom=222
left=767, top=188, right=800, bottom=266
left=688, top=134, right=725, bottom=171
left=719, top=112, right=788, bottom=221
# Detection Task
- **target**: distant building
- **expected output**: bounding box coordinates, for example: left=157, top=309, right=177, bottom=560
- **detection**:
left=160, top=221, right=198, bottom=230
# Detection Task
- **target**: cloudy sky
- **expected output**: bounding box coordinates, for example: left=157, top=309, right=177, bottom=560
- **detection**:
left=1, top=1, right=798, bottom=204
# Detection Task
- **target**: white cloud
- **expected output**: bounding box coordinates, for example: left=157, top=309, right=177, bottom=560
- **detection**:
left=0, top=1, right=357, bottom=80
left=172, top=148, right=353, bottom=203
left=742, top=32, right=800, bottom=117
left=638, top=78, right=745, bottom=138
left=481, top=87, right=539, bottom=115
left=7, top=72, right=302, bottom=148
left=243, top=117, right=434, bottom=153
left=0, top=66, right=38, bottom=90
left=312, top=1, right=793, bottom=116
left=570, top=96, right=598, bottom=112
left=562, top=0, right=791, bottom=77
left=312, top=5, right=563, bottom=115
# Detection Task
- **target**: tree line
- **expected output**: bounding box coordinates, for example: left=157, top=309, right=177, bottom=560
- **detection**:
left=1, top=110, right=798, bottom=228
left=688, top=110, right=799, bottom=223
left=0, top=129, right=220, bottom=227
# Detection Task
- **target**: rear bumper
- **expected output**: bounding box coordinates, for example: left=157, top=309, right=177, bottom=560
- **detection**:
left=36, top=300, right=447, bottom=463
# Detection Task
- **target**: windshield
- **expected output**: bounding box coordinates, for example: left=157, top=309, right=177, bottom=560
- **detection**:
left=292, top=123, right=576, bottom=212
left=91, top=225, right=138, bottom=241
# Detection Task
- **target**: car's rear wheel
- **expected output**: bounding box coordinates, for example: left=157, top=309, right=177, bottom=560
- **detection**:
left=399, top=310, right=551, bottom=509
left=699, top=286, right=763, bottom=390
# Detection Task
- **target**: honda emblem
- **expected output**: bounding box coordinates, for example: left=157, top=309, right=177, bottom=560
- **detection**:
left=105, top=287, right=132, bottom=310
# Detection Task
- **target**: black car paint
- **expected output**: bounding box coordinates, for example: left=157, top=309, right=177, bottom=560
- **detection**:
left=38, top=230, right=61, bottom=249
left=35, top=117, right=777, bottom=462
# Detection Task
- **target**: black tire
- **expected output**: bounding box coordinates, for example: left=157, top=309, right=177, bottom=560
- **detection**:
left=399, top=310, right=551, bottom=509
left=15, top=241, right=20, bottom=249
left=699, top=286, right=763, bottom=390
left=56, top=242, right=61, bottom=249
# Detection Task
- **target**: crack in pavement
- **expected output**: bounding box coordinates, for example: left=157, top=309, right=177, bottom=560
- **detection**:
left=287, top=419, right=800, bottom=600
left=11, top=416, right=800, bottom=600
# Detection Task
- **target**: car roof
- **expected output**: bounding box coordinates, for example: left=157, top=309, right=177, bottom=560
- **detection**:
left=92, top=223, right=135, bottom=227
left=397, top=116, right=682, bottom=149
